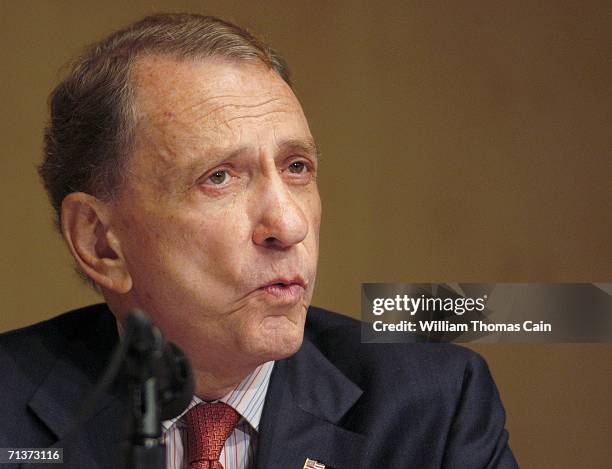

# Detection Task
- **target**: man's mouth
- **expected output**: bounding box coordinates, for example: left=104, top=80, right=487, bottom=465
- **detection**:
left=258, top=277, right=306, bottom=303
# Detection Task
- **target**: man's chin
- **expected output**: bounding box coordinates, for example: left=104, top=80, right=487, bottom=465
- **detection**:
left=246, top=316, right=305, bottom=361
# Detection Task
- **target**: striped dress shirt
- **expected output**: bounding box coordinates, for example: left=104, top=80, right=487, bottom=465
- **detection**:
left=162, top=361, right=274, bottom=469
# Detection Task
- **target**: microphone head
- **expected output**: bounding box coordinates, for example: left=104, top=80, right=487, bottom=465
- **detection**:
left=156, top=342, right=194, bottom=420
left=123, top=309, right=194, bottom=421
left=124, top=309, right=163, bottom=356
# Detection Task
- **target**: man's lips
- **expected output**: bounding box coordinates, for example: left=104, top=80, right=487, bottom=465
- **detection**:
left=257, top=277, right=306, bottom=303
left=260, top=276, right=306, bottom=289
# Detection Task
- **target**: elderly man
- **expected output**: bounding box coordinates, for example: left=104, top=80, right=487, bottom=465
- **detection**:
left=0, top=13, right=517, bottom=469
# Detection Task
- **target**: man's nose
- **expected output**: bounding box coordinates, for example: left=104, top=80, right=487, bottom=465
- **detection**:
left=252, top=175, right=308, bottom=250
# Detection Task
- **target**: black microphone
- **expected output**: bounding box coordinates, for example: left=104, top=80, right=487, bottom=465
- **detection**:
left=156, top=341, right=194, bottom=421
left=121, top=310, right=194, bottom=469
left=122, top=310, right=194, bottom=421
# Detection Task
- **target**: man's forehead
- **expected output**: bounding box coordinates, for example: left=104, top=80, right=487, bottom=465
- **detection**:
left=131, top=54, right=295, bottom=117
left=129, top=54, right=309, bottom=151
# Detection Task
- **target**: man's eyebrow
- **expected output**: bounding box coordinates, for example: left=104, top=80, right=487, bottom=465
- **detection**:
left=199, top=138, right=320, bottom=167
left=277, top=138, right=320, bottom=161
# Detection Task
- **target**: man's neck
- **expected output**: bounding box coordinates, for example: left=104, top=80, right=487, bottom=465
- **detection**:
left=192, top=364, right=257, bottom=400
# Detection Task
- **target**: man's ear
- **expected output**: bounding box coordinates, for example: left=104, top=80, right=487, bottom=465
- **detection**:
left=60, top=192, right=132, bottom=293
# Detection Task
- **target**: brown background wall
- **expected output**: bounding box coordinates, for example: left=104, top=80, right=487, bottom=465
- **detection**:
left=0, top=1, right=609, bottom=467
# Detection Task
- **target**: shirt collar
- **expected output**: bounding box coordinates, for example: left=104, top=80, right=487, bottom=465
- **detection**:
left=162, top=360, right=275, bottom=433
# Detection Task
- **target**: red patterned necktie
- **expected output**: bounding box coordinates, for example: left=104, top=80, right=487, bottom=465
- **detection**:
left=183, top=402, right=240, bottom=469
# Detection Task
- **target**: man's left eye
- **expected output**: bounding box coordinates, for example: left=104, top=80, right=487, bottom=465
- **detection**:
left=288, top=161, right=306, bottom=174
left=208, top=170, right=230, bottom=185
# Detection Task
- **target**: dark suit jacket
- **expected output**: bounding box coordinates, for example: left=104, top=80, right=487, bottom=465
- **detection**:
left=0, top=304, right=518, bottom=468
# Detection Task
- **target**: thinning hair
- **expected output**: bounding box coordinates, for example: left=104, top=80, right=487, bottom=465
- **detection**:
left=39, top=13, right=291, bottom=229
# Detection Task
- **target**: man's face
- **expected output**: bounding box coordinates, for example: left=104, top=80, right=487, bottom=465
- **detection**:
left=109, top=56, right=321, bottom=370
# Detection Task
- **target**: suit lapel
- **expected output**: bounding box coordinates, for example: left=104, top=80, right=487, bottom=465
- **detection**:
left=27, top=306, right=124, bottom=468
left=257, top=339, right=367, bottom=469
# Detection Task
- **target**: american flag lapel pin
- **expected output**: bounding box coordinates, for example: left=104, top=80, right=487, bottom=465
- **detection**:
left=303, top=457, right=326, bottom=469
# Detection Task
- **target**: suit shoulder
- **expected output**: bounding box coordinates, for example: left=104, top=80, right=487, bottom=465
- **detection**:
left=306, top=305, right=478, bottom=357
left=305, top=305, right=359, bottom=336
left=0, top=303, right=112, bottom=374
left=305, top=306, right=489, bottom=391
left=0, top=303, right=109, bottom=345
